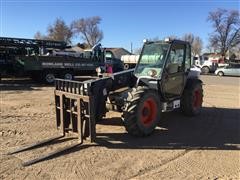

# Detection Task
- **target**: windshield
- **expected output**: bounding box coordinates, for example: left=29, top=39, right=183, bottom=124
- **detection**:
left=134, top=42, right=170, bottom=78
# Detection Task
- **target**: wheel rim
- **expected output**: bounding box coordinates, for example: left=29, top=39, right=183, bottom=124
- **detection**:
left=124, top=64, right=129, bottom=70
left=202, top=67, right=209, bottom=74
left=218, top=72, right=223, bottom=76
left=46, top=74, right=55, bottom=83
left=193, top=89, right=202, bottom=109
left=140, top=97, right=157, bottom=127
left=64, top=73, right=73, bottom=80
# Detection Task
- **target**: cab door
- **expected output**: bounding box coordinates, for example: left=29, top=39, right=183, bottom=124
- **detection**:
left=161, top=42, right=188, bottom=99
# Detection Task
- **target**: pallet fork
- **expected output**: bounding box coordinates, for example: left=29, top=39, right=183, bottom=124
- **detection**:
left=8, top=70, right=134, bottom=166
left=8, top=79, right=97, bottom=166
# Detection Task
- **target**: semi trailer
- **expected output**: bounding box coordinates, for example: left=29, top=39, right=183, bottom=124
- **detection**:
left=0, top=37, right=124, bottom=83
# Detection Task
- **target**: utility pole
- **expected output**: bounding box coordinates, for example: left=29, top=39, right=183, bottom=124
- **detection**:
left=130, top=42, right=133, bottom=54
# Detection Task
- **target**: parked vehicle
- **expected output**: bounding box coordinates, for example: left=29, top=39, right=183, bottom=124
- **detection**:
left=0, top=37, right=124, bottom=83
left=121, top=54, right=139, bottom=69
left=215, top=63, right=240, bottom=76
left=16, top=54, right=105, bottom=83
left=193, top=56, right=219, bottom=74
left=0, top=37, right=67, bottom=78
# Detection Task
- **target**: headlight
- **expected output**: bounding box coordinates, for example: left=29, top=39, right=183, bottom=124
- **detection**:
left=148, top=69, right=157, bottom=77
left=143, top=39, right=148, bottom=43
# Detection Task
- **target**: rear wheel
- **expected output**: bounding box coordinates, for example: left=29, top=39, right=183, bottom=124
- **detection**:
left=201, top=66, right=210, bottom=74
left=181, top=80, right=203, bottom=116
left=123, top=86, right=161, bottom=136
left=217, top=71, right=224, bottom=76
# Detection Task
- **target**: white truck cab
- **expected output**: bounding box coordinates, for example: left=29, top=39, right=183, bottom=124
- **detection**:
left=193, top=55, right=218, bottom=74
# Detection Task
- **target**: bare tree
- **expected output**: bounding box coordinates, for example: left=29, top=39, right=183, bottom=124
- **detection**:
left=229, top=44, right=240, bottom=59
left=71, top=16, right=103, bottom=47
left=149, top=36, right=160, bottom=41
left=192, top=36, right=203, bottom=56
left=206, top=43, right=218, bottom=53
left=34, top=18, right=73, bottom=43
left=134, top=47, right=142, bottom=54
left=76, top=42, right=91, bottom=49
left=182, top=33, right=203, bottom=56
left=208, top=9, right=240, bottom=57
left=148, top=35, right=179, bottom=41
left=34, top=31, right=46, bottom=40
left=182, top=33, right=195, bottom=45
left=167, top=35, right=179, bottom=40
left=47, top=18, right=73, bottom=43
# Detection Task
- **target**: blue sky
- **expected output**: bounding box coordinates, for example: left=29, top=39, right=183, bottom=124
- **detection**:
left=0, top=0, right=239, bottom=52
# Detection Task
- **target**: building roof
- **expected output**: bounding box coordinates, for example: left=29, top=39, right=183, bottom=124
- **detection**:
left=68, top=46, right=84, bottom=52
left=202, top=52, right=223, bottom=58
left=105, top=48, right=132, bottom=59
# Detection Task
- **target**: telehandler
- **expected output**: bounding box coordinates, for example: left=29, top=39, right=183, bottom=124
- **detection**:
left=9, top=39, right=203, bottom=166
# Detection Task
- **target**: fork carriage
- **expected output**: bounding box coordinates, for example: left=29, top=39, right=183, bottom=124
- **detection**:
left=54, top=69, right=135, bottom=142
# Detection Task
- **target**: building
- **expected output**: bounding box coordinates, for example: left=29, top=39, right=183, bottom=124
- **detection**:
left=105, top=48, right=132, bottom=59
left=228, top=46, right=240, bottom=60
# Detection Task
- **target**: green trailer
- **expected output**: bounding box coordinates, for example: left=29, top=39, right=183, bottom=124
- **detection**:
left=0, top=37, right=124, bottom=83
left=16, top=55, right=106, bottom=83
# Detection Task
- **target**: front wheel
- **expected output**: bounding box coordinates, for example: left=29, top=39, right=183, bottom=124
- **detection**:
left=63, top=72, right=73, bottom=80
left=42, top=72, right=56, bottom=84
left=123, top=86, right=161, bottom=136
left=181, top=80, right=203, bottom=116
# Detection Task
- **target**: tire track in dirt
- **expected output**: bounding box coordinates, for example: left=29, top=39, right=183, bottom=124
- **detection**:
left=132, top=103, right=240, bottom=179
left=0, top=154, right=23, bottom=179
left=1, top=78, right=239, bottom=179
left=4, top=105, right=220, bottom=180
left=128, top=104, right=222, bottom=179
left=128, top=150, right=190, bottom=179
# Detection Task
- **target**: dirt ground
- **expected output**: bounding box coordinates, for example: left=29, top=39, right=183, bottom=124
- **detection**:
left=0, top=76, right=239, bottom=180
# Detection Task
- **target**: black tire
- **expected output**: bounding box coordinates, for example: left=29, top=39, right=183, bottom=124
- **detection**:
left=181, top=80, right=203, bottom=116
left=122, top=86, right=161, bottom=136
left=63, top=72, right=74, bottom=80
left=42, top=71, right=56, bottom=84
left=217, top=71, right=224, bottom=76
left=201, top=66, right=210, bottom=74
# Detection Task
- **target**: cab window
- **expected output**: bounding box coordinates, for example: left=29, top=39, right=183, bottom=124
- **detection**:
left=166, top=44, right=185, bottom=74
left=105, top=51, right=114, bottom=59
